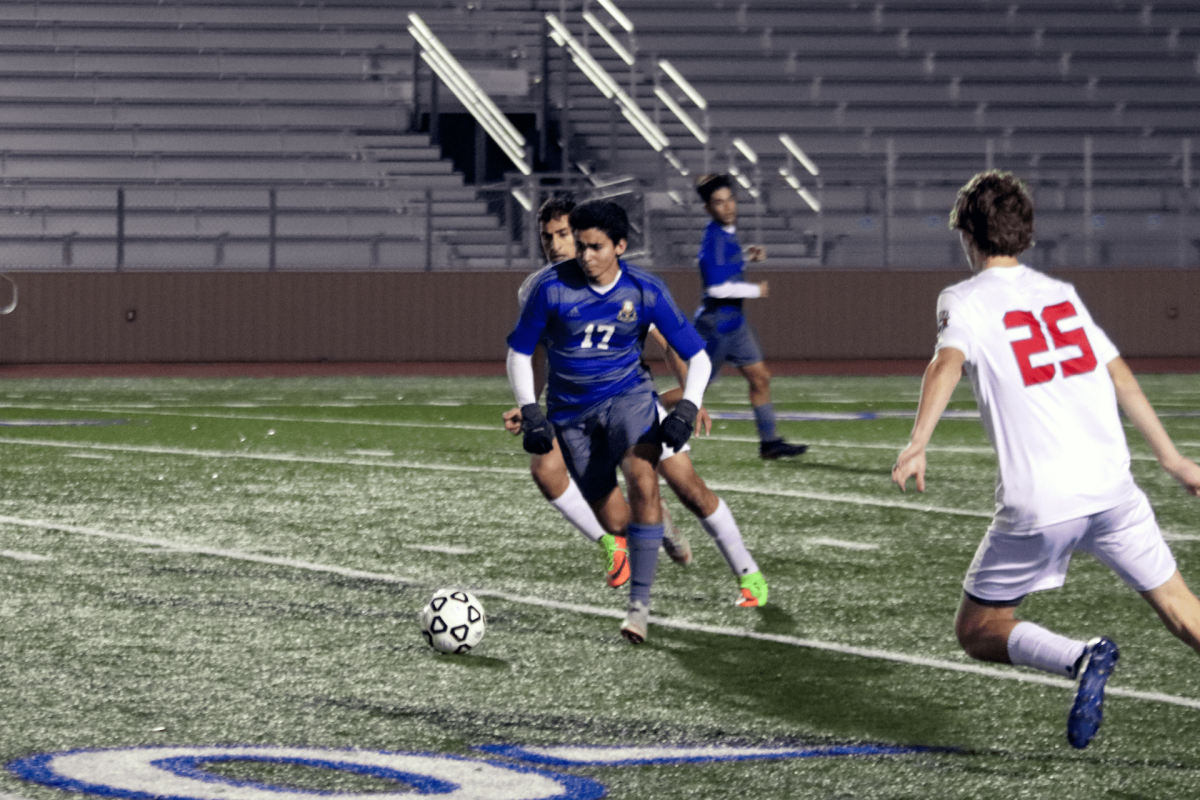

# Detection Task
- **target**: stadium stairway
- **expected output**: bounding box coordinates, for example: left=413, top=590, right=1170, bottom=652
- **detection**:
left=0, top=0, right=546, bottom=271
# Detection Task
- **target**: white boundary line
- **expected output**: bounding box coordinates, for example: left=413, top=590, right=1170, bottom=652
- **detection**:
left=5, top=437, right=1196, bottom=531
left=0, top=436, right=993, bottom=518
left=0, top=436, right=529, bottom=477
left=0, top=403, right=1186, bottom=462
left=1, top=512, right=1197, bottom=712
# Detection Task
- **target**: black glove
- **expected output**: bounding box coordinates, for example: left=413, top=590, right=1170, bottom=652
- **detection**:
left=661, top=399, right=698, bottom=450
left=520, top=403, right=555, bottom=455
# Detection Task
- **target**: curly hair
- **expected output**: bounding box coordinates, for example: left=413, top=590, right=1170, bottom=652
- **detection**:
left=949, top=170, right=1035, bottom=257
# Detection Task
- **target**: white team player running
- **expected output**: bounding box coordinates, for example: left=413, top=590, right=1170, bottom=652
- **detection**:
left=892, top=170, right=1200, bottom=749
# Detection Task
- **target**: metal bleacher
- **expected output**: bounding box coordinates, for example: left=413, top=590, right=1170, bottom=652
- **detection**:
left=0, top=0, right=1196, bottom=270
left=0, top=0, right=535, bottom=270
left=549, top=0, right=1200, bottom=269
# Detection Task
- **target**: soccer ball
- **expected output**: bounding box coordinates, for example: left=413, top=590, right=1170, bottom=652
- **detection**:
left=418, top=589, right=486, bottom=654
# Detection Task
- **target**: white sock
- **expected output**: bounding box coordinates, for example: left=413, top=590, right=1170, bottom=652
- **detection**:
left=699, top=498, right=759, bottom=576
left=1007, top=621, right=1087, bottom=678
left=548, top=480, right=606, bottom=543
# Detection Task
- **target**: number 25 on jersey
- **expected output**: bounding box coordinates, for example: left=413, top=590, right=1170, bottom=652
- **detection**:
left=1003, top=301, right=1098, bottom=387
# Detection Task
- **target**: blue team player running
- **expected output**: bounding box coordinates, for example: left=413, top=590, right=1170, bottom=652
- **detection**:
left=507, top=200, right=713, bottom=644
left=695, top=174, right=807, bottom=459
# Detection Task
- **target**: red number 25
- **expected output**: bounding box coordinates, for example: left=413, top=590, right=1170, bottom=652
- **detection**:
left=1003, top=301, right=1097, bottom=387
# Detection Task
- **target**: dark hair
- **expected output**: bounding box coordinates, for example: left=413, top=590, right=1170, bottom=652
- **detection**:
left=538, top=194, right=575, bottom=226
left=695, top=173, right=733, bottom=205
left=568, top=200, right=628, bottom=246
left=950, top=170, right=1035, bottom=257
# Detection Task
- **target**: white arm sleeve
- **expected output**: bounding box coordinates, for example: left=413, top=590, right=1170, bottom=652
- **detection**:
left=681, top=350, right=711, bottom=408
left=705, top=280, right=762, bottom=300
left=507, top=348, right=538, bottom=407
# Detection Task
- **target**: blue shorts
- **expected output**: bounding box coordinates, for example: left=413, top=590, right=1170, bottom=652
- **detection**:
left=693, top=305, right=764, bottom=380
left=554, top=387, right=660, bottom=505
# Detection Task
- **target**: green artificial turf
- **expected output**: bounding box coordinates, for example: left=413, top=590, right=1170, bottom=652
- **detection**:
left=1, top=374, right=1199, bottom=799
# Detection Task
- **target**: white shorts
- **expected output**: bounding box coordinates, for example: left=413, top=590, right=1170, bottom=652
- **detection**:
left=962, top=487, right=1177, bottom=605
left=655, top=401, right=690, bottom=461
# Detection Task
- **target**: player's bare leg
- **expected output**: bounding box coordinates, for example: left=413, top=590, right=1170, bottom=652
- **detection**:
left=956, top=595, right=1090, bottom=673
left=957, top=593, right=1115, bottom=748
left=529, top=441, right=570, bottom=500
left=531, top=433, right=628, bottom=585
left=739, top=361, right=806, bottom=459
left=1142, top=570, right=1200, bottom=656
left=618, top=443, right=664, bottom=643
left=506, top=407, right=629, bottom=585
left=954, top=596, right=1022, bottom=663
left=659, top=453, right=767, bottom=605
left=740, top=360, right=772, bottom=409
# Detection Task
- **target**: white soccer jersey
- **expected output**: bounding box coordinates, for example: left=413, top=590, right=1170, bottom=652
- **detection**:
left=935, top=264, right=1136, bottom=531
left=517, top=264, right=553, bottom=310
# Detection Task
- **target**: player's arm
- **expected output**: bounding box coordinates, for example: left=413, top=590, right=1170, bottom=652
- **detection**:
left=649, top=282, right=713, bottom=446
left=648, top=327, right=713, bottom=436
left=503, top=341, right=551, bottom=434
left=1108, top=357, right=1200, bottom=496
left=705, top=280, right=768, bottom=300
left=647, top=326, right=688, bottom=386
left=506, top=348, right=554, bottom=454
left=658, top=345, right=712, bottom=448
left=893, top=347, right=965, bottom=493
left=506, top=284, right=554, bottom=454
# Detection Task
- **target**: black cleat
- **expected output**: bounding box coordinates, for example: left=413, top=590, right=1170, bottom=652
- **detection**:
left=759, top=438, right=808, bottom=460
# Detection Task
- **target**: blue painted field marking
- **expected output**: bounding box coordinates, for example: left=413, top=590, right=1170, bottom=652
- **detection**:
left=7, top=746, right=607, bottom=800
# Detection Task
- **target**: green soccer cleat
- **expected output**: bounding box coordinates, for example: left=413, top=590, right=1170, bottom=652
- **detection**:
left=599, top=533, right=630, bottom=588
left=736, top=571, right=769, bottom=607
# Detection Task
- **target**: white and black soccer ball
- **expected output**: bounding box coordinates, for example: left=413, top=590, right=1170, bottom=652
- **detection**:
left=418, top=589, right=486, bottom=654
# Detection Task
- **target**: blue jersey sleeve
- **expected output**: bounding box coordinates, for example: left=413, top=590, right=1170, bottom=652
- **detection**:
left=646, top=279, right=705, bottom=361
left=507, top=277, right=550, bottom=355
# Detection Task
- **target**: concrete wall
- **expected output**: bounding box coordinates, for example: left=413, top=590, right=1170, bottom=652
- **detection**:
left=0, top=269, right=1195, bottom=363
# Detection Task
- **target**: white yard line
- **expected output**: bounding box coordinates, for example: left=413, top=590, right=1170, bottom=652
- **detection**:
left=0, top=550, right=51, bottom=562
left=0, top=515, right=414, bottom=585
left=0, top=436, right=995, bottom=519
left=0, top=404, right=503, bottom=432
left=1, top=511, right=1196, bottom=712
left=808, top=538, right=881, bottom=551
left=704, top=480, right=994, bottom=519
left=0, top=403, right=1190, bottom=464
left=0, top=436, right=529, bottom=477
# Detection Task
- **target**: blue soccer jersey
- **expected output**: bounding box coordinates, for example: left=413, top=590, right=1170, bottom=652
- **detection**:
left=697, top=220, right=747, bottom=304
left=507, top=259, right=705, bottom=424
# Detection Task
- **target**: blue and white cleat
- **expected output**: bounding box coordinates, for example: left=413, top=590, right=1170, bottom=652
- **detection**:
left=1067, top=636, right=1120, bottom=749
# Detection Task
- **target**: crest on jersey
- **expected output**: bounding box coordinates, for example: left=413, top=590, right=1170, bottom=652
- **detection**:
left=936, top=309, right=949, bottom=334
left=617, top=300, right=637, bottom=323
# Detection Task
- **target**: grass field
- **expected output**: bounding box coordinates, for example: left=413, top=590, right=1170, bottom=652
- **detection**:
left=3, top=372, right=1200, bottom=799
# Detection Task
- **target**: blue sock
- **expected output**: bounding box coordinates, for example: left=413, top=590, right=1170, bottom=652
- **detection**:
left=626, top=522, right=663, bottom=605
left=753, top=403, right=778, bottom=442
